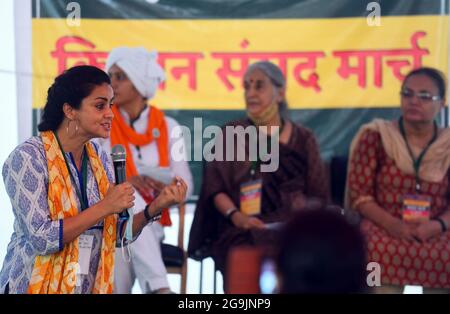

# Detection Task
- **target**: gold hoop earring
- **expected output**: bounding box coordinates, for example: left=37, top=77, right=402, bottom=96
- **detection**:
left=66, top=120, right=72, bottom=136
left=66, top=120, right=79, bottom=137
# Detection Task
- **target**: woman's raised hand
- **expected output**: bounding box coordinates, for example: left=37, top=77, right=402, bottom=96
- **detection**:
left=148, top=176, right=187, bottom=216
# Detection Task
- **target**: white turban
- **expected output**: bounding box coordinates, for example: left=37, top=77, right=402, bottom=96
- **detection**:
left=105, top=47, right=166, bottom=100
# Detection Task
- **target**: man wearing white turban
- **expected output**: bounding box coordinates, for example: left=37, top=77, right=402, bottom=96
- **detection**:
left=98, top=47, right=193, bottom=294
left=106, top=47, right=165, bottom=101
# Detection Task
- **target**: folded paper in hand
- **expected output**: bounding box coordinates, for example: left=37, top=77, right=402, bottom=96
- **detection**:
left=264, top=222, right=284, bottom=230
left=138, top=166, right=173, bottom=185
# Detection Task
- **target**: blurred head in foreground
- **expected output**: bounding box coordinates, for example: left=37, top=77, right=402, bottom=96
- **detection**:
left=276, top=207, right=367, bottom=294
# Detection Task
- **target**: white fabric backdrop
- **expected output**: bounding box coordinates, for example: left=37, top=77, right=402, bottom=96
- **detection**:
left=0, top=0, right=18, bottom=267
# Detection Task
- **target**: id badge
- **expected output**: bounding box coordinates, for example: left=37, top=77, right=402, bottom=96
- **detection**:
left=240, top=179, right=262, bottom=216
left=402, top=194, right=431, bottom=223
left=78, top=234, right=94, bottom=275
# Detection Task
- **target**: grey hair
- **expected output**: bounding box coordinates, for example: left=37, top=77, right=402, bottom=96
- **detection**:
left=245, top=61, right=289, bottom=118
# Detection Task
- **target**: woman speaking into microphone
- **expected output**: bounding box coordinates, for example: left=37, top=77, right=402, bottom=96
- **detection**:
left=0, top=65, right=187, bottom=294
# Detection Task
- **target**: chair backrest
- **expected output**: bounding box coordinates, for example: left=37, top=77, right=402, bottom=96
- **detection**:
left=329, top=155, right=361, bottom=225
left=330, top=155, right=349, bottom=208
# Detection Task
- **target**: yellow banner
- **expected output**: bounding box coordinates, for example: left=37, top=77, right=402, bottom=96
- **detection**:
left=32, top=16, right=448, bottom=110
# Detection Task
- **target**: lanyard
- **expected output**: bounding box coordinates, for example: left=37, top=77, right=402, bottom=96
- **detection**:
left=249, top=119, right=284, bottom=178
left=69, top=151, right=89, bottom=210
left=54, top=132, right=89, bottom=210
left=398, top=117, right=437, bottom=193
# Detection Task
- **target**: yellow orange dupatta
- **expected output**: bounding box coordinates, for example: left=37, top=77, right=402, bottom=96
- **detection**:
left=27, top=131, right=116, bottom=294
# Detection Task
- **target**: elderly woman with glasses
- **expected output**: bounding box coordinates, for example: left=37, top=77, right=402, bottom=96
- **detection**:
left=345, top=67, right=450, bottom=292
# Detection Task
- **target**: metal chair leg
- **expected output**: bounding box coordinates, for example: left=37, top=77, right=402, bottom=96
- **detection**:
left=213, top=262, right=217, bottom=294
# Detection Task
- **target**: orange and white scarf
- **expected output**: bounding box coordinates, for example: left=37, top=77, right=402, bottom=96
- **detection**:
left=27, top=131, right=116, bottom=294
left=110, top=105, right=172, bottom=226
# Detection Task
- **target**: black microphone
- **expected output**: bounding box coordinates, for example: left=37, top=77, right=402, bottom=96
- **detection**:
left=111, top=144, right=129, bottom=219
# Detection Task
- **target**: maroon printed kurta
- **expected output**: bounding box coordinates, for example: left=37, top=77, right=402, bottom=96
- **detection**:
left=348, top=130, right=450, bottom=288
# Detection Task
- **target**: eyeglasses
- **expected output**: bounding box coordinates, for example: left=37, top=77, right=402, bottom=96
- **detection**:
left=400, top=89, right=442, bottom=102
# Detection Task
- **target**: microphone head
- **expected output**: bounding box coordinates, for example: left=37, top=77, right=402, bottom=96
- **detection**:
left=111, top=144, right=126, bottom=162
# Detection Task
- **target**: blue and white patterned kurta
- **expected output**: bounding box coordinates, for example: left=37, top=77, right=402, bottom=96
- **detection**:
left=0, top=136, right=136, bottom=294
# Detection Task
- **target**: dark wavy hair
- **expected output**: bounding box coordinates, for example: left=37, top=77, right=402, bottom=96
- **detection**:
left=38, top=65, right=111, bottom=132
left=402, top=67, right=447, bottom=100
